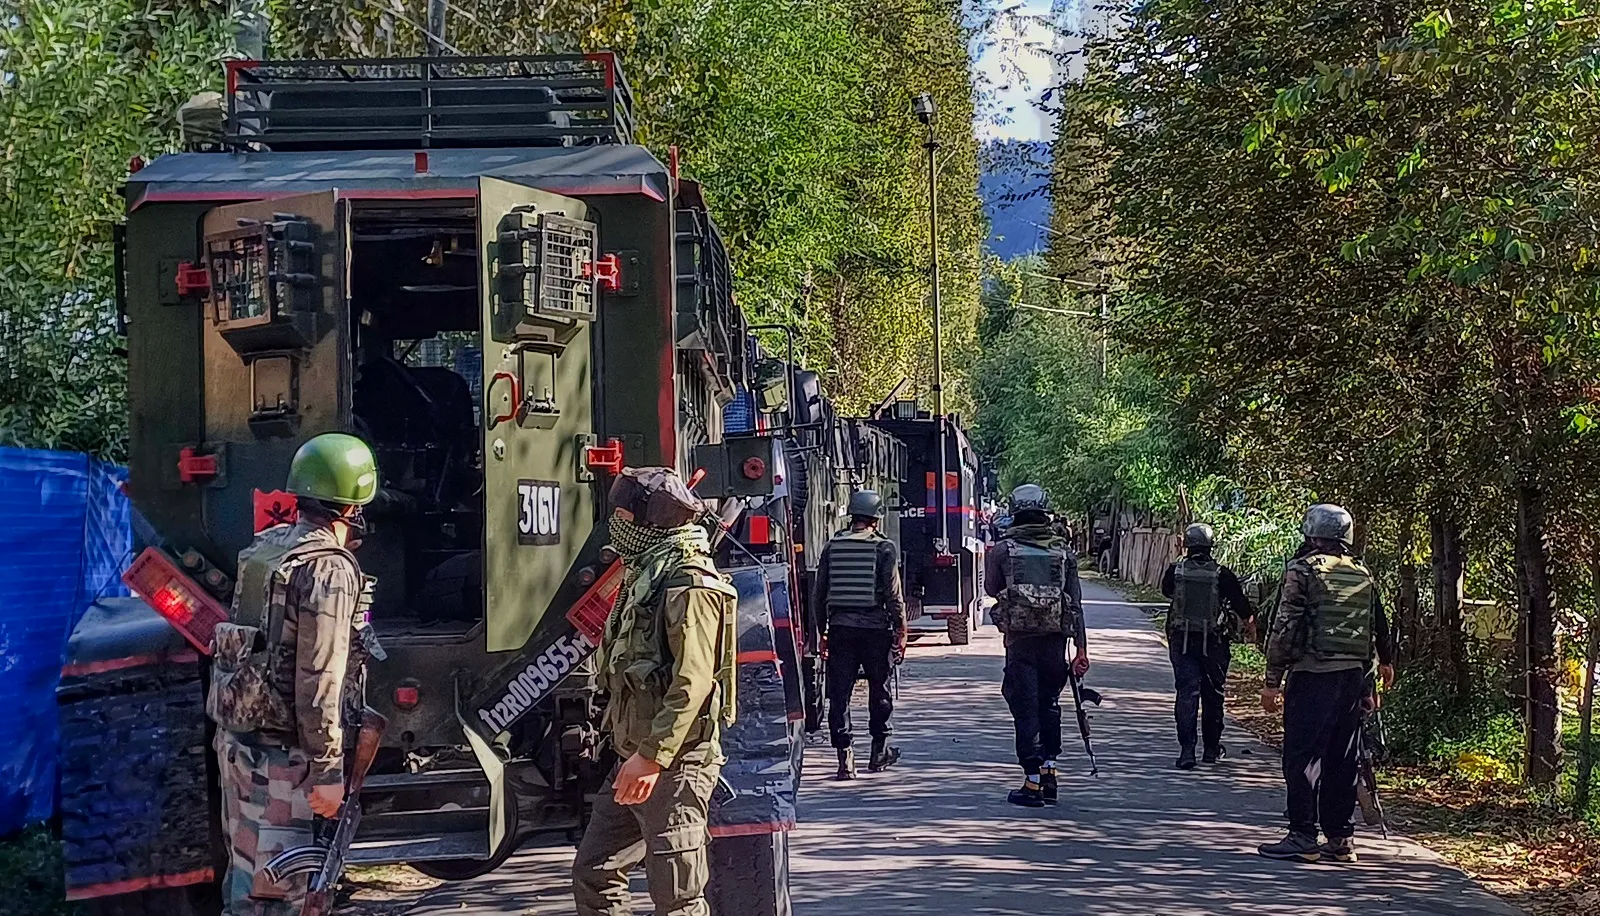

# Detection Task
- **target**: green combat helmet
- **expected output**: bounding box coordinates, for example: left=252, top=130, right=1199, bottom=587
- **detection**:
left=287, top=433, right=379, bottom=506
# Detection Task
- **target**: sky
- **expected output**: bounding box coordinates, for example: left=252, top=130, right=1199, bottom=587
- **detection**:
left=974, top=0, right=1059, bottom=143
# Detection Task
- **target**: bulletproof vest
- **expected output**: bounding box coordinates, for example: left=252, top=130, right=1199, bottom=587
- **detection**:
left=605, top=549, right=740, bottom=729
left=825, top=529, right=882, bottom=611
left=994, top=535, right=1067, bottom=635
left=207, top=525, right=359, bottom=736
left=1306, top=553, right=1375, bottom=663
left=1171, top=557, right=1222, bottom=633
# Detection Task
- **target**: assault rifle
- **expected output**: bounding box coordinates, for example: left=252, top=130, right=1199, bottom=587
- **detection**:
left=264, top=708, right=389, bottom=916
left=1067, top=673, right=1102, bottom=777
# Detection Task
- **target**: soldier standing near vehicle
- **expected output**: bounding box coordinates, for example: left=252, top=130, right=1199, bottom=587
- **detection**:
left=207, top=433, right=379, bottom=916
left=811, top=490, right=907, bottom=779
left=985, top=485, right=1088, bottom=808
left=1161, top=522, right=1255, bottom=770
left=572, top=467, right=739, bottom=916
left=1258, top=504, right=1396, bottom=864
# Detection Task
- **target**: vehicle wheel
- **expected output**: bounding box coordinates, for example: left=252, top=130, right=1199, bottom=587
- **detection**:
left=947, top=613, right=971, bottom=646
left=83, top=884, right=219, bottom=916
left=409, top=790, right=522, bottom=881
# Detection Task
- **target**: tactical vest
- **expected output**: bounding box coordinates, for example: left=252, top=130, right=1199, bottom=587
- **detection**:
left=603, top=549, right=740, bottom=731
left=1305, top=553, right=1375, bottom=663
left=1170, top=557, right=1223, bottom=651
left=207, top=525, right=360, bottom=736
left=994, top=536, right=1067, bottom=635
left=825, top=529, right=882, bottom=611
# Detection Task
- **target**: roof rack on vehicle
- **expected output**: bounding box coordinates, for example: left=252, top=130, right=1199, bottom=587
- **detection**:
left=224, top=53, right=635, bottom=151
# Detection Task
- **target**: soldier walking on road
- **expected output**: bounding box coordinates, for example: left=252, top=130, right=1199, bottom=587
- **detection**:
left=986, top=485, right=1088, bottom=808
left=1161, top=522, right=1255, bottom=770
left=812, top=489, right=908, bottom=779
left=1258, top=504, right=1396, bottom=864
left=572, top=467, right=739, bottom=916
left=207, top=433, right=380, bottom=916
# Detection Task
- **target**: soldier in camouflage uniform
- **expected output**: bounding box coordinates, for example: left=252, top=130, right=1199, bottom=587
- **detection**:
left=207, top=433, right=379, bottom=915
left=984, top=484, right=1086, bottom=808
left=1258, top=504, right=1395, bottom=864
left=572, top=467, right=738, bottom=916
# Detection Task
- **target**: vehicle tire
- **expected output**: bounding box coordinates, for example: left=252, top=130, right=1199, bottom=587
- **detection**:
left=409, top=789, right=522, bottom=881
left=947, top=613, right=971, bottom=646
left=83, top=884, right=219, bottom=916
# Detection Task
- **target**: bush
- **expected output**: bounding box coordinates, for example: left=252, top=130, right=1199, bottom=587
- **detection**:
left=1383, top=657, right=1522, bottom=778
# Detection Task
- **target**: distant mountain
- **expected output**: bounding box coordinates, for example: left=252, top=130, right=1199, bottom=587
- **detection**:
left=980, top=139, right=1052, bottom=260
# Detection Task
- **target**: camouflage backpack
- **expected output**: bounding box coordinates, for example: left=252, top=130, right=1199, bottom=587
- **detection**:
left=994, top=529, right=1068, bottom=636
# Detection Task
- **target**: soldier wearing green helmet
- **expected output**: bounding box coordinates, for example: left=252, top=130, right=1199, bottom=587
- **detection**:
left=206, top=432, right=380, bottom=916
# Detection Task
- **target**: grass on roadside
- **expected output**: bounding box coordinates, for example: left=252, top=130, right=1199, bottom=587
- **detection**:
left=0, top=827, right=81, bottom=916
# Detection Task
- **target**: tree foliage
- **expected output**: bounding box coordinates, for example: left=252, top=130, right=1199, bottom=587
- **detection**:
left=0, top=0, right=233, bottom=460
left=995, top=0, right=1600, bottom=791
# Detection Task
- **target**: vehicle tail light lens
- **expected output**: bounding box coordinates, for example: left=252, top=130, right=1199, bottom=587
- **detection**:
left=394, top=685, right=420, bottom=710
left=934, top=553, right=957, bottom=568
left=577, top=565, right=599, bottom=588
left=748, top=516, right=771, bottom=545
left=741, top=457, right=767, bottom=480
left=123, top=547, right=229, bottom=655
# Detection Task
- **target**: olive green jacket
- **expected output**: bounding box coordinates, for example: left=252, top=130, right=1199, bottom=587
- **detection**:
left=598, top=558, right=735, bottom=768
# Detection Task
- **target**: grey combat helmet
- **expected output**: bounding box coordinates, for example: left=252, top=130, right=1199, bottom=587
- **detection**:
left=1184, top=522, right=1215, bottom=550
left=1010, top=484, right=1049, bottom=515
left=848, top=489, right=885, bottom=519
left=1302, top=503, right=1354, bottom=546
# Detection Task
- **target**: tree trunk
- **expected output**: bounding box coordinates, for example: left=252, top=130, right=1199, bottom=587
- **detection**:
left=1397, top=516, right=1419, bottom=666
left=1515, top=482, right=1561, bottom=786
left=1577, top=556, right=1600, bottom=813
left=1430, top=513, right=1468, bottom=699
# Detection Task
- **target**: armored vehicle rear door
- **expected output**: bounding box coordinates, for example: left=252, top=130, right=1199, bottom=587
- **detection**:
left=479, top=177, right=598, bottom=652
left=197, top=191, right=347, bottom=563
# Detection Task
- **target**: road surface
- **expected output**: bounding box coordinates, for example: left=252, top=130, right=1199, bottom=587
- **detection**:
left=351, top=578, right=1517, bottom=915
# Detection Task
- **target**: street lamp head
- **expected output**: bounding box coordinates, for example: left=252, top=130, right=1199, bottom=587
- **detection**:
left=912, top=93, right=936, bottom=124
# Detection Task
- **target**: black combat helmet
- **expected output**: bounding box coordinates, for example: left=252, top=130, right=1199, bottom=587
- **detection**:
left=848, top=489, right=885, bottom=520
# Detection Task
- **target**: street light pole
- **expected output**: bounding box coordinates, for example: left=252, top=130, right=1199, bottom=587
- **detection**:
left=913, top=92, right=950, bottom=555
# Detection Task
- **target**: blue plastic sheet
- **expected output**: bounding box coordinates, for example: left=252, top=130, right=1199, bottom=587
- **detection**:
left=0, top=448, right=130, bottom=834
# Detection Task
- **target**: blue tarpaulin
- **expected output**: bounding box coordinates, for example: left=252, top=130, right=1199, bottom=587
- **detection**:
left=0, top=448, right=130, bottom=834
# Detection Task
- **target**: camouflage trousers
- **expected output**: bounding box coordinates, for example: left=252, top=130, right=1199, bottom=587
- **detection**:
left=216, top=730, right=317, bottom=916
left=571, top=757, right=720, bottom=916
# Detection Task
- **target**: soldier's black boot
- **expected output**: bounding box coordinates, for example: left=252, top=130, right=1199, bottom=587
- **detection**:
left=1257, top=831, right=1322, bottom=863
left=1176, top=746, right=1197, bottom=770
left=835, top=748, right=856, bottom=780
left=867, top=738, right=900, bottom=773
left=1008, top=776, right=1045, bottom=808
left=1202, top=743, right=1227, bottom=764
left=1039, top=762, right=1059, bottom=806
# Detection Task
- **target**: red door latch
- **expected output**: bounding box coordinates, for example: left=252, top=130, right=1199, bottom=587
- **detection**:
left=175, top=261, right=210, bottom=298
left=177, top=447, right=218, bottom=484
left=584, top=438, right=625, bottom=475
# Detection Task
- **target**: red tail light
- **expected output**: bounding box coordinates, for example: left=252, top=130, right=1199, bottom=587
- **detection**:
left=123, top=547, right=230, bottom=654
left=748, top=515, right=772, bottom=545
left=741, top=457, right=767, bottom=480
left=394, top=685, right=420, bottom=710
left=577, top=565, right=599, bottom=588
left=934, top=553, right=957, bottom=568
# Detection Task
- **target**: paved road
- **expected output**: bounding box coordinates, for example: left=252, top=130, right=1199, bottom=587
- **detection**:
left=355, top=579, right=1517, bottom=915
left=788, top=579, right=1518, bottom=916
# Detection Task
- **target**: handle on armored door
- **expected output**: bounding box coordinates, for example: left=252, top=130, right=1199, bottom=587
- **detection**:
left=488, top=370, right=523, bottom=430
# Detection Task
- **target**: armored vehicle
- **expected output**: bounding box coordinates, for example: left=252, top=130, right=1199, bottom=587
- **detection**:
left=60, top=53, right=802, bottom=914
left=869, top=404, right=985, bottom=645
